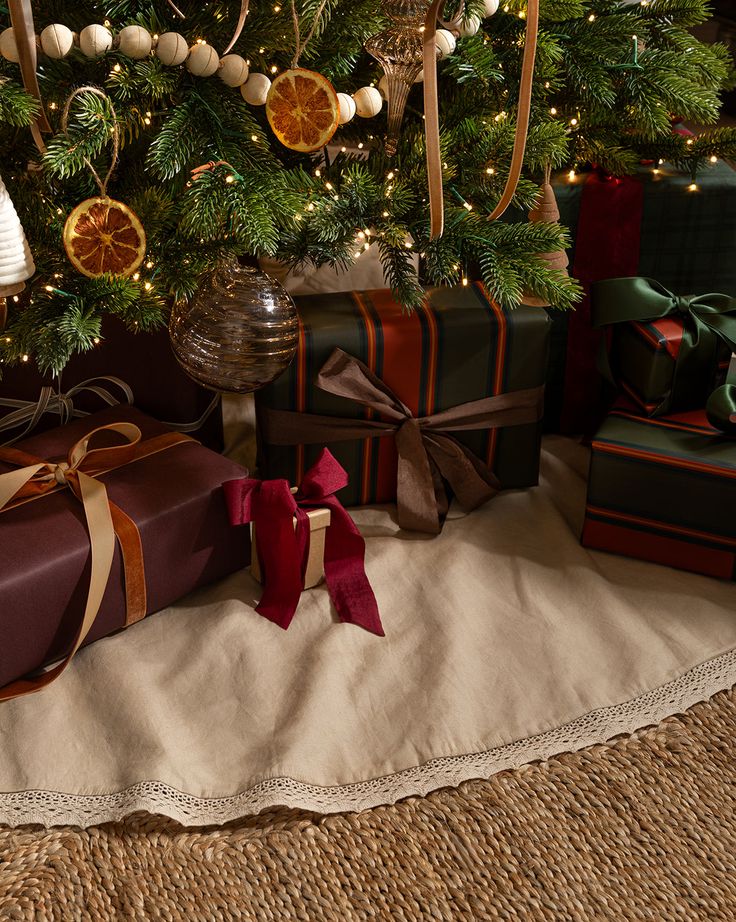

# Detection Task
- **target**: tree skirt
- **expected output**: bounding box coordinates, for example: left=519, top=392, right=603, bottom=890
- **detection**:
left=0, top=436, right=734, bottom=828
left=1, top=687, right=735, bottom=920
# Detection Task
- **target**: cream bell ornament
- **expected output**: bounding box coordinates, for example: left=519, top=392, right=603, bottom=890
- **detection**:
left=241, top=73, right=272, bottom=106
left=155, top=32, right=188, bottom=66
left=353, top=86, right=383, bottom=118
left=0, top=174, right=35, bottom=298
left=186, top=43, right=220, bottom=77
left=79, top=24, right=113, bottom=57
left=117, top=25, right=152, bottom=59
left=40, top=24, right=74, bottom=60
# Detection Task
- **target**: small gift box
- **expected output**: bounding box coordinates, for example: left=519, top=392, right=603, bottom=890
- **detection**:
left=251, top=495, right=330, bottom=590
left=0, top=405, right=249, bottom=701
left=582, top=400, right=736, bottom=580
left=591, top=277, right=736, bottom=416
left=255, top=285, right=550, bottom=534
left=224, top=449, right=382, bottom=635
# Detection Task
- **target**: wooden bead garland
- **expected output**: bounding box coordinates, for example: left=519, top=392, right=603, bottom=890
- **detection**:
left=40, top=24, right=74, bottom=60
left=155, top=32, right=188, bottom=66
left=79, top=24, right=113, bottom=58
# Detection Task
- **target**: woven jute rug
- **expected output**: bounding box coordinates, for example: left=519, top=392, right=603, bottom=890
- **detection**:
left=1, top=688, right=734, bottom=921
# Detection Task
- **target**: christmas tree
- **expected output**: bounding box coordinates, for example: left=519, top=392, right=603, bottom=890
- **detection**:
left=0, top=0, right=734, bottom=374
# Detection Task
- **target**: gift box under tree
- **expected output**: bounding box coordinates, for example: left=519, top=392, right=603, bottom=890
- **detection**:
left=255, top=285, right=550, bottom=533
left=582, top=401, right=736, bottom=581
left=544, top=161, right=736, bottom=433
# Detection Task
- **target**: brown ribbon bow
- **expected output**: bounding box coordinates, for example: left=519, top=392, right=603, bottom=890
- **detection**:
left=259, top=348, right=545, bottom=534
left=0, top=422, right=190, bottom=701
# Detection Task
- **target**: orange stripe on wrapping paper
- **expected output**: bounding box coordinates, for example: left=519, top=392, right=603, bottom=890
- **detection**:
left=592, top=440, right=736, bottom=479
left=586, top=504, right=736, bottom=548
left=416, top=298, right=439, bottom=416
left=353, top=292, right=377, bottom=505
left=610, top=406, right=717, bottom=436
left=477, top=283, right=507, bottom=468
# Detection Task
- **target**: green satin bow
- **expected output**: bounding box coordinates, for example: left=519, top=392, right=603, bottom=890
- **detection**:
left=592, top=277, right=736, bottom=432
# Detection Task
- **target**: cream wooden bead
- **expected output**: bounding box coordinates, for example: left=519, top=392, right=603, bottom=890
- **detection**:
left=155, top=32, right=188, bottom=66
left=218, top=54, right=250, bottom=87
left=456, top=16, right=481, bottom=37
left=484, top=0, right=500, bottom=15
left=0, top=28, right=19, bottom=64
left=435, top=28, right=456, bottom=59
left=186, top=42, right=219, bottom=77
left=40, top=24, right=74, bottom=60
left=337, top=92, right=356, bottom=125
left=241, top=73, right=271, bottom=105
left=117, top=24, right=152, bottom=59
left=79, top=24, right=113, bottom=57
left=353, top=86, right=382, bottom=118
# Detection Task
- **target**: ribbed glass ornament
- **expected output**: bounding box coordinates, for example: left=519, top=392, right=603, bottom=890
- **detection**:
left=169, top=259, right=299, bottom=394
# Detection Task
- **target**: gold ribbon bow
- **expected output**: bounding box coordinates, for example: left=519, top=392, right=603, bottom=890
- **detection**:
left=259, top=347, right=545, bottom=534
left=0, top=422, right=190, bottom=701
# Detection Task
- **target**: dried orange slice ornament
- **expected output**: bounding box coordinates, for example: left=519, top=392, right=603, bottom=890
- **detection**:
left=63, top=197, right=146, bottom=279
left=266, top=68, right=340, bottom=152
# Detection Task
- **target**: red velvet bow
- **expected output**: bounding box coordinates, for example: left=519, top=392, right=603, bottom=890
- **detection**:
left=223, top=449, right=383, bottom=636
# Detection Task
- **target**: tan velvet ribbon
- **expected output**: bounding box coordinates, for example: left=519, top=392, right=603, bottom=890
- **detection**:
left=8, top=0, right=51, bottom=154
left=222, top=0, right=250, bottom=55
left=0, top=423, right=192, bottom=702
left=259, top=348, right=545, bottom=534
left=423, top=0, right=540, bottom=238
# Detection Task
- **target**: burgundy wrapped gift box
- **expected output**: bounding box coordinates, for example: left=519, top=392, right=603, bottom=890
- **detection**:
left=0, top=405, right=249, bottom=693
left=0, top=319, right=223, bottom=450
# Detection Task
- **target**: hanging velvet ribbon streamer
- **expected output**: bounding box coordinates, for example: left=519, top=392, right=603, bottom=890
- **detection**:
left=224, top=448, right=383, bottom=636
left=423, top=0, right=540, bottom=238
left=8, top=0, right=51, bottom=154
left=592, top=277, right=736, bottom=432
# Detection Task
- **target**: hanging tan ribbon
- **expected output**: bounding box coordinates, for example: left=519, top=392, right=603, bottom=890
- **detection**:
left=423, top=0, right=540, bottom=238
left=8, top=0, right=51, bottom=154
left=223, top=0, right=251, bottom=55
left=0, top=422, right=192, bottom=702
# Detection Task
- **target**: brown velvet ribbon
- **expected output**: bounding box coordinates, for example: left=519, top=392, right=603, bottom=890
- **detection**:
left=0, top=423, right=192, bottom=702
left=423, top=0, right=540, bottom=239
left=8, top=0, right=51, bottom=154
left=259, top=348, right=545, bottom=534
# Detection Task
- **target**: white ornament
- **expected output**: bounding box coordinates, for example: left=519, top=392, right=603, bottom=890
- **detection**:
left=40, top=24, right=74, bottom=60
left=79, top=24, right=113, bottom=57
left=337, top=92, right=356, bottom=125
left=0, top=174, right=35, bottom=294
left=0, top=28, right=19, bottom=64
left=186, top=43, right=219, bottom=77
left=483, top=0, right=500, bottom=15
left=117, top=25, right=152, bottom=59
left=155, top=32, right=188, bottom=66
left=218, top=54, right=250, bottom=87
left=435, top=28, right=456, bottom=59
left=241, top=73, right=271, bottom=106
left=456, top=16, right=481, bottom=37
left=353, top=86, right=382, bottom=118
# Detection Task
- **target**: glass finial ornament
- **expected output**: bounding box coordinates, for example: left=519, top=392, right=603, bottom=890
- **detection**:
left=365, top=1, right=431, bottom=157
left=169, top=259, right=299, bottom=394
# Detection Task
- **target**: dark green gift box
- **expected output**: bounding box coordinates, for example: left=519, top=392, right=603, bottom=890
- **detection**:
left=582, top=401, right=736, bottom=580
left=255, top=285, right=551, bottom=508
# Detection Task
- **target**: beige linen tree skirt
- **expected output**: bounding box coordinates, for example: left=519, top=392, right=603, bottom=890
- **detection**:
left=0, top=422, right=734, bottom=829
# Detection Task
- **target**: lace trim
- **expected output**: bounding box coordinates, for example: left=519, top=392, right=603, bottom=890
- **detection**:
left=1, top=649, right=735, bottom=828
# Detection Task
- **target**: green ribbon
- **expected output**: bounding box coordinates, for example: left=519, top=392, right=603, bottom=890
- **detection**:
left=591, top=277, right=736, bottom=431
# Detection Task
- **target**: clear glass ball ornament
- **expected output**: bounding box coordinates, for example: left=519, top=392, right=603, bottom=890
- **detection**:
left=169, top=259, right=299, bottom=394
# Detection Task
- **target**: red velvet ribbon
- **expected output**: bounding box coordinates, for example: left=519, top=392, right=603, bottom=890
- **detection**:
left=561, top=172, right=644, bottom=434
left=224, top=449, right=383, bottom=636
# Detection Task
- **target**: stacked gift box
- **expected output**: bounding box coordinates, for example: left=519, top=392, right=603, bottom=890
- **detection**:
left=544, top=160, right=736, bottom=434
left=581, top=276, right=736, bottom=581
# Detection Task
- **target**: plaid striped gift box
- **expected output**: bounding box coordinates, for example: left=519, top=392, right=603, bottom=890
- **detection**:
left=582, top=402, right=736, bottom=580
left=255, top=285, right=551, bottom=509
